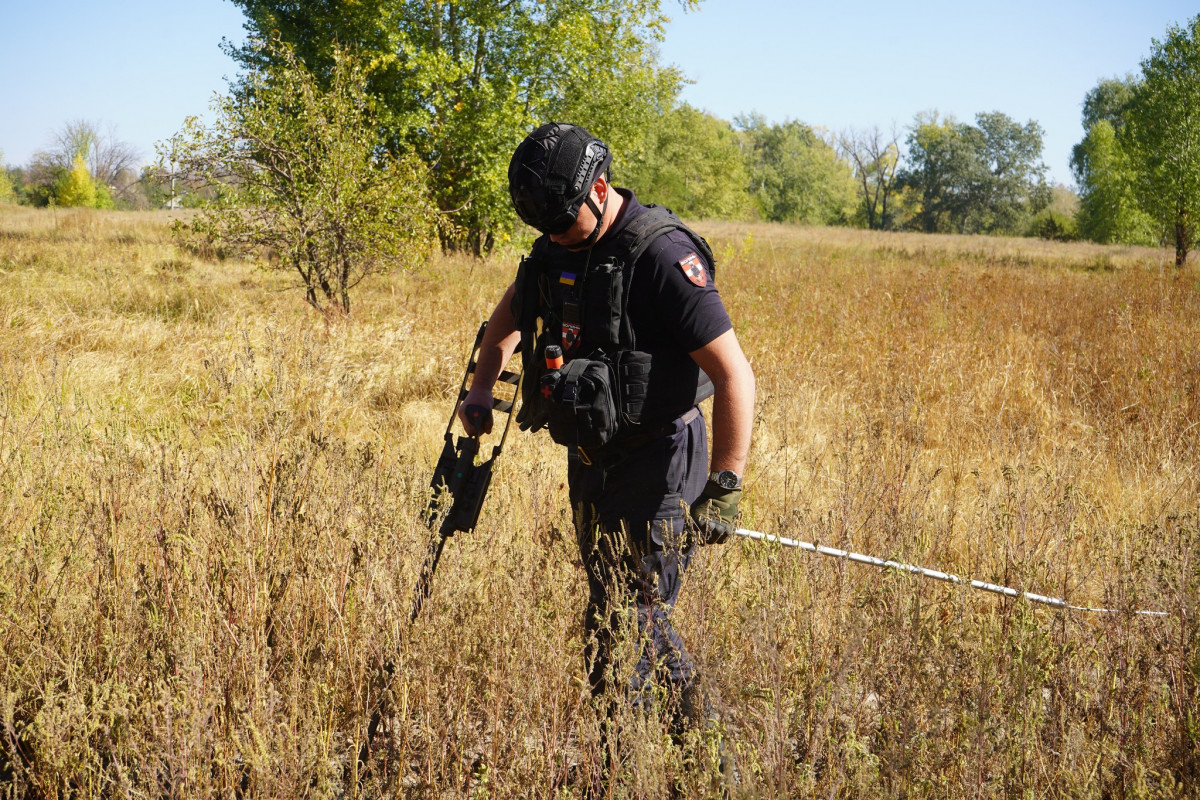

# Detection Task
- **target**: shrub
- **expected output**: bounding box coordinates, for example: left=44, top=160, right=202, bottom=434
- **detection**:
left=167, top=41, right=443, bottom=317
left=54, top=154, right=98, bottom=208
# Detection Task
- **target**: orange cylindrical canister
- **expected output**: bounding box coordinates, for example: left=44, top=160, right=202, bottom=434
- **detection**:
left=544, top=345, right=564, bottom=370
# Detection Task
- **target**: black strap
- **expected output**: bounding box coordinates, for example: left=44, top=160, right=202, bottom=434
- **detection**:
left=558, top=358, right=591, bottom=406
left=615, top=204, right=716, bottom=279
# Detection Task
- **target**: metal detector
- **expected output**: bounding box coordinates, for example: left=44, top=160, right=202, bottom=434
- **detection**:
left=361, top=323, right=520, bottom=780
left=409, top=321, right=521, bottom=622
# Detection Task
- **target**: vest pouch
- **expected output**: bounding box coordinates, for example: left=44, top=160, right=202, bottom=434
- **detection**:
left=580, top=258, right=623, bottom=348
left=544, top=357, right=621, bottom=452
left=616, top=350, right=651, bottom=426
left=617, top=349, right=714, bottom=428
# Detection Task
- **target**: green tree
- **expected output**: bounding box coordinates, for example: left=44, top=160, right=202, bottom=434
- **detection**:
left=1074, top=119, right=1157, bottom=244
left=899, top=111, right=1048, bottom=235
left=973, top=111, right=1050, bottom=232
left=1124, top=15, right=1200, bottom=266
left=94, top=183, right=115, bottom=210
left=740, top=115, right=856, bottom=225
left=1070, top=75, right=1137, bottom=184
left=54, top=153, right=98, bottom=208
left=168, top=43, right=441, bottom=317
left=1069, top=76, right=1156, bottom=244
left=623, top=104, right=752, bottom=220
left=898, top=112, right=976, bottom=233
left=226, top=0, right=696, bottom=253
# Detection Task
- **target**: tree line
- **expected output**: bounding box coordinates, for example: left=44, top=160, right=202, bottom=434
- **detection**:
left=0, top=106, right=1069, bottom=242
left=0, top=121, right=150, bottom=209
left=2, top=3, right=1196, bottom=307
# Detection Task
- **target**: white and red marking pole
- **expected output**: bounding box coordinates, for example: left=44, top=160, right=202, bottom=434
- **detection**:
left=730, top=527, right=1168, bottom=617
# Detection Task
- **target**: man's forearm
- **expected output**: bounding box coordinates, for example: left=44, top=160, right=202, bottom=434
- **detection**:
left=690, top=329, right=755, bottom=476
left=709, top=362, right=754, bottom=475
left=469, top=283, right=522, bottom=394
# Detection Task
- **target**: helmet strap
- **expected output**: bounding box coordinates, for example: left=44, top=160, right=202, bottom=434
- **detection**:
left=580, top=191, right=609, bottom=249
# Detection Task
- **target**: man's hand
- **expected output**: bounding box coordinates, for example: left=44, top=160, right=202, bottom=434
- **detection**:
left=458, top=390, right=494, bottom=435
left=690, top=479, right=742, bottom=544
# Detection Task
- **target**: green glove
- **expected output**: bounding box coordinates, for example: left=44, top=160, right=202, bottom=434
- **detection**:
left=690, top=479, right=742, bottom=544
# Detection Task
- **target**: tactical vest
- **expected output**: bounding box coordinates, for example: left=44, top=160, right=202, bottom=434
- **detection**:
left=511, top=205, right=717, bottom=456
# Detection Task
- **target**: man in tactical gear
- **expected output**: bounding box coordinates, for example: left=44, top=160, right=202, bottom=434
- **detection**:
left=459, top=122, right=754, bottom=775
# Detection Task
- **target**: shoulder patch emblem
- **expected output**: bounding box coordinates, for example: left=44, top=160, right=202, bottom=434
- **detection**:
left=678, top=253, right=706, bottom=287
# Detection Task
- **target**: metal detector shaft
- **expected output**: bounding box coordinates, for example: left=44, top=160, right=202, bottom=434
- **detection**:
left=729, top=527, right=1167, bottom=617
left=410, top=535, right=451, bottom=622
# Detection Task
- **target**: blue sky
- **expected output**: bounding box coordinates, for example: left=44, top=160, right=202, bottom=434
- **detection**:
left=1, top=0, right=1193, bottom=187
left=0, top=0, right=247, bottom=171
left=658, top=0, right=1194, bottom=185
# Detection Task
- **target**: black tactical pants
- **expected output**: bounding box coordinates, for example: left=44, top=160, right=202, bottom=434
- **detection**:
left=568, top=408, right=708, bottom=710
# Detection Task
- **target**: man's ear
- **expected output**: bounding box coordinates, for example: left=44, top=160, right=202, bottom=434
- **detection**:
left=591, top=175, right=608, bottom=203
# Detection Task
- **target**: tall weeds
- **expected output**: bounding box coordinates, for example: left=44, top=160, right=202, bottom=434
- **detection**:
left=1, top=208, right=1196, bottom=798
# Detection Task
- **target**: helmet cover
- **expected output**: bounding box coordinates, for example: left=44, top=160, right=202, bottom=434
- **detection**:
left=508, top=122, right=612, bottom=234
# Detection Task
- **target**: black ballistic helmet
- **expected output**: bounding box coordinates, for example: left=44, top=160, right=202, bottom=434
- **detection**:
left=508, top=122, right=612, bottom=235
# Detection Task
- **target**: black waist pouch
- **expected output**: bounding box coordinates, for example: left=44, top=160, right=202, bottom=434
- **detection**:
left=541, top=357, right=621, bottom=452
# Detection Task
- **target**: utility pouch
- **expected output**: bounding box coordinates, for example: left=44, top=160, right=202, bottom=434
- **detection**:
left=580, top=258, right=623, bottom=347
left=615, top=349, right=713, bottom=428
left=542, top=357, right=621, bottom=452
left=616, top=349, right=651, bottom=425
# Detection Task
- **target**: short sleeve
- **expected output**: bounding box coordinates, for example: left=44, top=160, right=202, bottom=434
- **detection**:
left=633, top=228, right=732, bottom=353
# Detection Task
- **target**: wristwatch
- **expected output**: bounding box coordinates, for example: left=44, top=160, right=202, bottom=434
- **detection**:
left=709, top=469, right=742, bottom=490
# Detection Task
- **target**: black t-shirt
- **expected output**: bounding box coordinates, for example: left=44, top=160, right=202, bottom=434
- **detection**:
left=534, top=189, right=732, bottom=356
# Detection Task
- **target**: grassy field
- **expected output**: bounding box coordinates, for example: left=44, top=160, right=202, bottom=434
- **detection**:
left=0, top=206, right=1196, bottom=799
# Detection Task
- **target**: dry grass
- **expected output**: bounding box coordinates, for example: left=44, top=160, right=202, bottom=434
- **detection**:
left=1, top=207, right=1197, bottom=799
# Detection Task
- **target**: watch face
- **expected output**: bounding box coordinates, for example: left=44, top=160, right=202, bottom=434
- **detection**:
left=715, top=470, right=740, bottom=490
